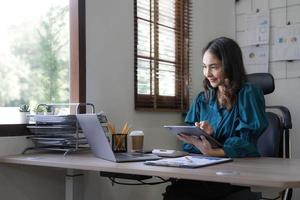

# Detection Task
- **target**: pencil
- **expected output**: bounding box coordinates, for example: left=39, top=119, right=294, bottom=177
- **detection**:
left=121, top=122, right=128, bottom=134
left=108, top=122, right=116, bottom=134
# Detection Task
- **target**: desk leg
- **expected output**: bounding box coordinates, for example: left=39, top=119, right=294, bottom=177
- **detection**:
left=65, top=169, right=84, bottom=200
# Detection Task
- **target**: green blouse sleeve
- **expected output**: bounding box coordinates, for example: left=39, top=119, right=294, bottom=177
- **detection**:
left=182, top=92, right=204, bottom=153
left=223, top=84, right=268, bottom=158
left=184, top=92, right=205, bottom=125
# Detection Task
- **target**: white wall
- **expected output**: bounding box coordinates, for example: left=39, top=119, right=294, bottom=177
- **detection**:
left=190, top=0, right=235, bottom=98
left=0, top=0, right=236, bottom=199
left=85, top=0, right=182, bottom=152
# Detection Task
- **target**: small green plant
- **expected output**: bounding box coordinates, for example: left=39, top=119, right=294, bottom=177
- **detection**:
left=33, top=104, right=53, bottom=114
left=45, top=105, right=53, bottom=113
left=33, top=105, right=45, bottom=114
left=19, top=104, right=30, bottom=112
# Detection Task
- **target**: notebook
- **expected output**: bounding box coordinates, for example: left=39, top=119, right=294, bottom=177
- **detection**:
left=76, top=114, right=160, bottom=162
left=144, top=155, right=232, bottom=168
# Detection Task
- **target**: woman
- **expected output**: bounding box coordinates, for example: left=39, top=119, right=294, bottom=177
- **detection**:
left=163, top=37, right=268, bottom=200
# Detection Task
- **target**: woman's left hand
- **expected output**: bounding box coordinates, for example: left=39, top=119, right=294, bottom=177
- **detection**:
left=177, top=134, right=212, bottom=155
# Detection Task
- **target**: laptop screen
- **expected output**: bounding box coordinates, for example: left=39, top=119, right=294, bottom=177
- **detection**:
left=77, top=114, right=117, bottom=162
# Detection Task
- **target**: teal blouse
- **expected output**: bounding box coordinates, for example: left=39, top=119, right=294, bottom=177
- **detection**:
left=184, top=83, right=268, bottom=158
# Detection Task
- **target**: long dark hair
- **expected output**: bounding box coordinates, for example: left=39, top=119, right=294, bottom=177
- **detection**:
left=202, top=37, right=247, bottom=109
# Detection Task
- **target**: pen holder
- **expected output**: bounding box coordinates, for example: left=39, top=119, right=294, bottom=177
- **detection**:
left=112, top=133, right=127, bottom=153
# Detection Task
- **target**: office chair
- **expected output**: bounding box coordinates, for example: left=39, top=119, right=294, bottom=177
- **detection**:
left=248, top=73, right=293, bottom=200
left=225, top=73, right=293, bottom=200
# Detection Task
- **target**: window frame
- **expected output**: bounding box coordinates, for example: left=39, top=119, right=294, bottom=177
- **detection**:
left=134, top=0, right=190, bottom=112
left=0, top=0, right=86, bottom=136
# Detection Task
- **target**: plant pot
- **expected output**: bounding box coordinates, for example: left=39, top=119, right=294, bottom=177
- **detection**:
left=19, top=112, right=30, bottom=124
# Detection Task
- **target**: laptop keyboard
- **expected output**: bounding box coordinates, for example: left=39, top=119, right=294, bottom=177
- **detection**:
left=113, top=152, right=160, bottom=162
left=116, top=152, right=149, bottom=158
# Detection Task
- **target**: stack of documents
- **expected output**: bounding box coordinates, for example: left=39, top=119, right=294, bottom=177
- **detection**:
left=26, top=112, right=108, bottom=152
left=144, top=155, right=232, bottom=168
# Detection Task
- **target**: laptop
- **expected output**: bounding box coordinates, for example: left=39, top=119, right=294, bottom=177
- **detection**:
left=76, top=114, right=160, bottom=162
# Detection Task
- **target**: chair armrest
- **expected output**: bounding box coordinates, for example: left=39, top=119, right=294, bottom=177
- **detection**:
left=266, top=105, right=292, bottom=129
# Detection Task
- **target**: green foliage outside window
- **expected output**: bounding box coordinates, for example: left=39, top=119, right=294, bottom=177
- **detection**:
left=0, top=5, right=69, bottom=107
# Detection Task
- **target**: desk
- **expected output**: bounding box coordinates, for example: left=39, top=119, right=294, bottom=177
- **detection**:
left=1, top=151, right=300, bottom=199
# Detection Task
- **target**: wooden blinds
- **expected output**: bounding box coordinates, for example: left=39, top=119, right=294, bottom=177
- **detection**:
left=134, top=0, right=191, bottom=111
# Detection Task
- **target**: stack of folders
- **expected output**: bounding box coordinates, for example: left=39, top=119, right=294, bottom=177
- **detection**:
left=26, top=112, right=108, bottom=150
left=144, top=155, right=232, bottom=168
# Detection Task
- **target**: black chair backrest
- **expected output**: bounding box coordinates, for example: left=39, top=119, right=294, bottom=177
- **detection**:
left=247, top=73, right=274, bottom=95
left=247, top=73, right=281, bottom=157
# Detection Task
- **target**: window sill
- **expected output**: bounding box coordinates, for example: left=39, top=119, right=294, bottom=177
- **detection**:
left=0, top=124, right=30, bottom=137
left=0, top=107, right=31, bottom=136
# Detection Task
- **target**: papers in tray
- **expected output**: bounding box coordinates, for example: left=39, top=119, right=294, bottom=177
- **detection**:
left=144, top=155, right=232, bottom=168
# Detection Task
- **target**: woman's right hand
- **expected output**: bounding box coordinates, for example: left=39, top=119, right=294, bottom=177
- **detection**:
left=177, top=134, right=225, bottom=157
left=195, top=121, right=214, bottom=135
left=177, top=134, right=212, bottom=155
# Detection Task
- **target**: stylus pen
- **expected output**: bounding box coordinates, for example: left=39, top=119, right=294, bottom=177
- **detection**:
left=184, top=156, right=193, bottom=162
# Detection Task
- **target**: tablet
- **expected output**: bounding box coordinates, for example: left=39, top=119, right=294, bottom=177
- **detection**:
left=163, top=125, right=222, bottom=148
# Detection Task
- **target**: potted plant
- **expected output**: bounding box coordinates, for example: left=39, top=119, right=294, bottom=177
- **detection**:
left=19, top=104, right=30, bottom=124
left=33, top=105, right=46, bottom=115
left=33, top=104, right=54, bottom=115
left=19, top=104, right=30, bottom=112
left=45, top=105, right=54, bottom=114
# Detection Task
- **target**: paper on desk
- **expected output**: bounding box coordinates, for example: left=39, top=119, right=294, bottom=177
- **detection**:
left=144, top=155, right=232, bottom=168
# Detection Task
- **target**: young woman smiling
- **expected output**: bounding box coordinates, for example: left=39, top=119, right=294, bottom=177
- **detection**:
left=163, top=37, right=268, bottom=200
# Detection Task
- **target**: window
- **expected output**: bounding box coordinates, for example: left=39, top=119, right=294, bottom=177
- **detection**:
left=134, top=0, right=191, bottom=111
left=0, top=0, right=85, bottom=135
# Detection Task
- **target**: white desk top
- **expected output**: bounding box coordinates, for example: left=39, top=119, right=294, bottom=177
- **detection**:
left=1, top=151, right=300, bottom=188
